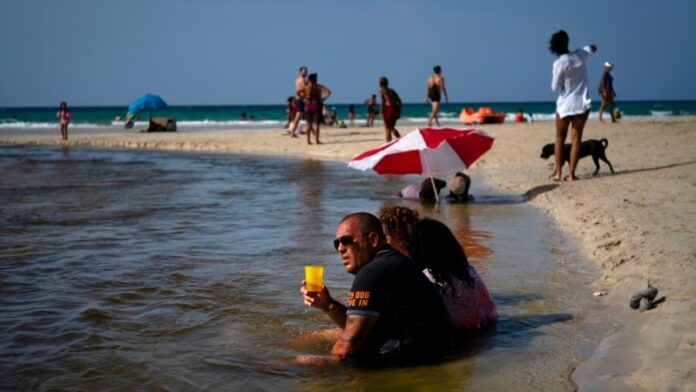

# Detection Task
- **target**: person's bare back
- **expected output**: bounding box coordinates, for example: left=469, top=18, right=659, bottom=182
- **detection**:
left=295, top=76, right=306, bottom=97
left=428, top=75, right=447, bottom=102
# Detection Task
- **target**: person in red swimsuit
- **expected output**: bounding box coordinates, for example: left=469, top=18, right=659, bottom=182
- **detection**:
left=379, top=76, right=402, bottom=142
left=56, top=101, right=72, bottom=141
left=299, top=73, right=331, bottom=145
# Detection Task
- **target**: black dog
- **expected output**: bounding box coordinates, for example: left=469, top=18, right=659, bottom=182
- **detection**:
left=540, top=138, right=615, bottom=175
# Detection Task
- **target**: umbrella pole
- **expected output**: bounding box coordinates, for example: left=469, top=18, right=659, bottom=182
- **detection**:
left=422, top=151, right=440, bottom=203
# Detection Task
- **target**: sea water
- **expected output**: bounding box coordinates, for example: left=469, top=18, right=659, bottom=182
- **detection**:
left=2, top=100, right=695, bottom=130
left=0, top=145, right=611, bottom=390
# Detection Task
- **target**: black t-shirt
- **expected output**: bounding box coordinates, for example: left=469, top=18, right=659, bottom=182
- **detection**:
left=346, top=247, right=453, bottom=362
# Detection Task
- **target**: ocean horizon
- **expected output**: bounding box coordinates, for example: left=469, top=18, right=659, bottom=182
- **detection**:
left=2, top=100, right=695, bottom=130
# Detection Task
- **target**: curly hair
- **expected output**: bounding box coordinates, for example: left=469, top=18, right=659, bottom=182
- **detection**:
left=377, top=205, right=419, bottom=254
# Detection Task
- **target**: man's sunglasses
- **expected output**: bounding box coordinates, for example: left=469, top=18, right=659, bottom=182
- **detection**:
left=333, top=233, right=370, bottom=250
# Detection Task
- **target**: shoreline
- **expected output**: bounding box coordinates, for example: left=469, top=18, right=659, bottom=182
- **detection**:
left=3, top=117, right=695, bottom=390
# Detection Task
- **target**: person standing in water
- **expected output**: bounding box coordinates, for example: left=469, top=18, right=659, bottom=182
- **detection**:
left=549, top=30, right=597, bottom=182
left=56, top=101, right=72, bottom=141
left=426, top=65, right=448, bottom=127
left=379, top=76, right=402, bottom=142
left=299, top=73, right=331, bottom=145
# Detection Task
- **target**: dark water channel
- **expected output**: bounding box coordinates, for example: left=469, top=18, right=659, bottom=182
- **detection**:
left=0, top=145, right=608, bottom=390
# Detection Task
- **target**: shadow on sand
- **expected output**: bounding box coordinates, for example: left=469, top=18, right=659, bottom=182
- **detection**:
left=471, top=184, right=560, bottom=205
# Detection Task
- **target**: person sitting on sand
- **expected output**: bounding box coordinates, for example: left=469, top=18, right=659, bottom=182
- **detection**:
left=408, top=218, right=497, bottom=332
left=300, top=212, right=453, bottom=364
left=514, top=108, right=527, bottom=123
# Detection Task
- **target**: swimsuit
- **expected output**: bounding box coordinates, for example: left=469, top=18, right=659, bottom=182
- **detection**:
left=383, top=105, right=401, bottom=129
left=428, top=84, right=441, bottom=102
left=304, top=84, right=323, bottom=123
left=294, top=98, right=305, bottom=113
left=423, top=266, right=497, bottom=331
left=57, top=110, right=72, bottom=125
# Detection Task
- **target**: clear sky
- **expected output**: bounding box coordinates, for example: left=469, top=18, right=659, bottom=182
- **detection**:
left=2, top=0, right=695, bottom=107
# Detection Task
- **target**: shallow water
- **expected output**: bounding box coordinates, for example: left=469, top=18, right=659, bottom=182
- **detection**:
left=0, top=145, right=607, bottom=390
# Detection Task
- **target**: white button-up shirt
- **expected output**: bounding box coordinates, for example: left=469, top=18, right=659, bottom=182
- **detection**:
left=552, top=46, right=594, bottom=118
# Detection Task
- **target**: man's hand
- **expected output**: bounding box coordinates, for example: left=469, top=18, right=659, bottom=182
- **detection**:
left=300, top=281, right=347, bottom=328
left=300, top=282, right=333, bottom=312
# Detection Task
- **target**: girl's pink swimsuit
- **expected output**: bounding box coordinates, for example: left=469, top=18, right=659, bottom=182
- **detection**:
left=423, top=265, right=497, bottom=330
left=57, top=111, right=72, bottom=125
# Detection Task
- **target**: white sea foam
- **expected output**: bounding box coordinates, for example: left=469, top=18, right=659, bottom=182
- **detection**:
left=650, top=110, right=673, bottom=117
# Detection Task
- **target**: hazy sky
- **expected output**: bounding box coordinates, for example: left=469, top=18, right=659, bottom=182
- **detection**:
left=2, top=0, right=695, bottom=107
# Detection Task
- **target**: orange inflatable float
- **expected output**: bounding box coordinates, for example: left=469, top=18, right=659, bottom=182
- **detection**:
left=459, top=106, right=506, bottom=125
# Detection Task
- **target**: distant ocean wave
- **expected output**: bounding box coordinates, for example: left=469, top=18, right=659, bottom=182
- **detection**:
left=649, top=110, right=673, bottom=117
left=2, top=100, right=694, bottom=130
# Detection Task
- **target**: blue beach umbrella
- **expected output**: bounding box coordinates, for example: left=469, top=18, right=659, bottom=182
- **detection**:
left=127, top=93, right=167, bottom=120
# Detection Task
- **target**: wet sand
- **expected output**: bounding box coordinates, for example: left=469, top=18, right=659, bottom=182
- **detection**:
left=2, top=117, right=695, bottom=390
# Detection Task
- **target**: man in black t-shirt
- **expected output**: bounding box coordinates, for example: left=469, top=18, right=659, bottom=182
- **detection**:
left=301, top=212, right=452, bottom=364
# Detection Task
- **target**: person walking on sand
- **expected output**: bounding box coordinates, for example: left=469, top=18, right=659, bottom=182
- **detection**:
left=299, top=212, right=452, bottom=364
left=549, top=30, right=597, bottom=182
left=288, top=66, right=308, bottom=137
left=364, top=95, right=377, bottom=127
left=598, top=62, right=618, bottom=123
left=426, top=65, right=448, bottom=127
left=379, top=76, right=402, bottom=142
left=299, top=73, right=331, bottom=145
left=56, top=101, right=72, bottom=142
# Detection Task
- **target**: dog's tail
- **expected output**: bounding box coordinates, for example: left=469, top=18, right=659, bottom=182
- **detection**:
left=601, top=138, right=609, bottom=149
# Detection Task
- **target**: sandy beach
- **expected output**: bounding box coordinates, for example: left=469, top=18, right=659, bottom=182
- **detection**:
left=2, top=118, right=695, bottom=390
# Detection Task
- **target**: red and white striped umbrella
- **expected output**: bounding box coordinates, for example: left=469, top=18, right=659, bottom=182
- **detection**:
left=348, top=127, right=494, bottom=176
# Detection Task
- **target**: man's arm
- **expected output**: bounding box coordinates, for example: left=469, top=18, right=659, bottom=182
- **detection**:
left=441, top=78, right=449, bottom=103
left=331, top=314, right=378, bottom=357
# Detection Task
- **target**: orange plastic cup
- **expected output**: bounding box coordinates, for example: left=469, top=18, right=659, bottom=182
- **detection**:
left=304, top=265, right=324, bottom=292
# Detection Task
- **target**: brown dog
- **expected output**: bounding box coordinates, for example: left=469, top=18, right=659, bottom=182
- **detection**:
left=540, top=138, right=615, bottom=175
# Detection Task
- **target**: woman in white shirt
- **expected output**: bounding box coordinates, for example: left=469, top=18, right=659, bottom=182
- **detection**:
left=549, top=30, right=597, bottom=181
